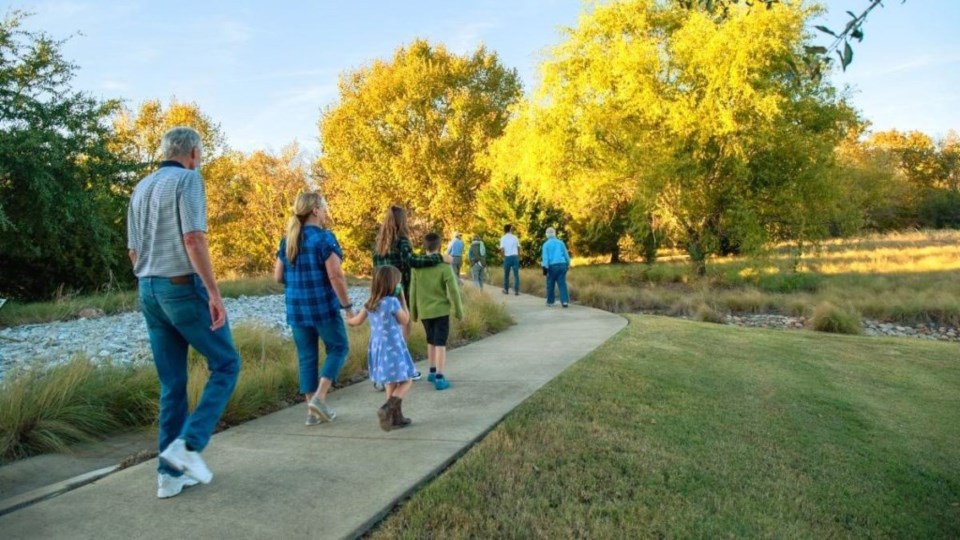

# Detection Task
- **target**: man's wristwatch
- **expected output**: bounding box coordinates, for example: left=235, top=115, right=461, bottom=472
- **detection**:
left=341, top=303, right=354, bottom=311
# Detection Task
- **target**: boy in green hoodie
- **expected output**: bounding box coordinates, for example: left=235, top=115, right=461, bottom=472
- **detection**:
left=410, top=232, right=464, bottom=390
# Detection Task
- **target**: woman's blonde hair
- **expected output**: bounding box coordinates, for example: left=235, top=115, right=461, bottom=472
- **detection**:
left=285, top=192, right=330, bottom=264
left=374, top=205, right=410, bottom=257
left=365, top=265, right=401, bottom=312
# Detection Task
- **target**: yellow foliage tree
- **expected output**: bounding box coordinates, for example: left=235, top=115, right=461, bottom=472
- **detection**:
left=318, top=39, right=522, bottom=271
left=207, top=144, right=311, bottom=276
left=490, top=0, right=855, bottom=272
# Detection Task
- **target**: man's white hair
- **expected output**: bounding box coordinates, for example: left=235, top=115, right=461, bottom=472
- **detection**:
left=546, top=227, right=556, bottom=238
left=161, top=127, right=202, bottom=159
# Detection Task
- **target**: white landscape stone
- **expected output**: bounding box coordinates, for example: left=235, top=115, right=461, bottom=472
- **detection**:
left=0, top=288, right=369, bottom=379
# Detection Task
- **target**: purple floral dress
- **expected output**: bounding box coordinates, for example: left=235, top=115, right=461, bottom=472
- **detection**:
left=367, top=296, right=416, bottom=385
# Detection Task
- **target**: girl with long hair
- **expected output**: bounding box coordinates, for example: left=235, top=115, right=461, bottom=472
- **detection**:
left=371, top=205, right=450, bottom=388
left=346, top=265, right=415, bottom=431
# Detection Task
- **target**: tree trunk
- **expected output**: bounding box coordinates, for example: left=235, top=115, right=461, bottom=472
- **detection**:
left=609, top=243, right=621, bottom=264
left=687, top=235, right=708, bottom=276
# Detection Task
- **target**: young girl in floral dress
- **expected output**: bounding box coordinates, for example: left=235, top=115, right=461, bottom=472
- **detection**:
left=346, top=265, right=416, bottom=431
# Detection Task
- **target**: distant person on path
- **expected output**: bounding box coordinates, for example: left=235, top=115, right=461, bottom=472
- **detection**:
left=467, top=234, right=487, bottom=289
left=372, top=205, right=451, bottom=388
left=411, top=233, right=464, bottom=390
left=541, top=227, right=571, bottom=308
left=346, top=265, right=416, bottom=431
left=499, top=224, right=521, bottom=295
left=445, top=231, right=465, bottom=283
left=273, top=192, right=352, bottom=427
left=126, top=126, right=241, bottom=499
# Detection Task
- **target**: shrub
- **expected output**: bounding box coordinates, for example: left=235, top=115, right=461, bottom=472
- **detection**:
left=917, top=189, right=960, bottom=229
left=809, top=302, right=861, bottom=335
left=694, top=302, right=725, bottom=324
left=721, top=289, right=778, bottom=314
left=756, top=272, right=821, bottom=293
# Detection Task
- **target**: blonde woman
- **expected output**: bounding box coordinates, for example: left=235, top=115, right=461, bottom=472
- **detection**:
left=274, top=192, right=353, bottom=426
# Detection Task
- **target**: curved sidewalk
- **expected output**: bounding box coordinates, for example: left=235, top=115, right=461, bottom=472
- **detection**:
left=0, top=290, right=626, bottom=540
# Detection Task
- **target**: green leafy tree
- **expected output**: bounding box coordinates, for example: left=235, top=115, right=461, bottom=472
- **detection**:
left=493, top=0, right=853, bottom=274
left=834, top=126, right=915, bottom=231
left=318, top=39, right=522, bottom=271
left=474, top=174, right=568, bottom=267
left=111, top=98, right=228, bottom=179
left=0, top=12, right=136, bottom=299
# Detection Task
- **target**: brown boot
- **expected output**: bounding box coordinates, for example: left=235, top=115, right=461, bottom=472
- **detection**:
left=390, top=397, right=412, bottom=428
left=377, top=399, right=393, bottom=432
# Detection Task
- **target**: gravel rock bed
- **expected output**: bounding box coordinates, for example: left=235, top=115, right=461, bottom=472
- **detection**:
left=0, top=288, right=369, bottom=380
left=723, top=314, right=959, bottom=342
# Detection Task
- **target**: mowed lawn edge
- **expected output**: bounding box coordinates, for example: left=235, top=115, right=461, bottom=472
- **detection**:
left=372, top=315, right=960, bottom=538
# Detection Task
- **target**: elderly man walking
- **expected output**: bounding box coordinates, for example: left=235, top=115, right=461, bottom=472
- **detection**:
left=540, top=227, right=571, bottom=308
left=127, top=127, right=241, bottom=499
left=445, top=232, right=465, bottom=283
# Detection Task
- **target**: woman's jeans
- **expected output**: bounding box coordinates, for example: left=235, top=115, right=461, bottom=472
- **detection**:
left=546, top=263, right=570, bottom=305
left=291, top=314, right=350, bottom=394
left=503, top=255, right=520, bottom=293
left=139, top=275, right=241, bottom=475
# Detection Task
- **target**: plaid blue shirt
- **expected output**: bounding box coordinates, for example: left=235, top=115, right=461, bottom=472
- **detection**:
left=278, top=226, right=345, bottom=326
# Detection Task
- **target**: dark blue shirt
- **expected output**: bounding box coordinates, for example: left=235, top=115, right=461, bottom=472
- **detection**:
left=278, top=226, right=344, bottom=326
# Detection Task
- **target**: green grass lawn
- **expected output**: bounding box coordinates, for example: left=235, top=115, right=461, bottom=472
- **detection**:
left=373, top=315, right=960, bottom=538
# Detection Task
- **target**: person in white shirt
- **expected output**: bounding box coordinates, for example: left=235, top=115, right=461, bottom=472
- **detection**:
left=499, top=224, right=521, bottom=295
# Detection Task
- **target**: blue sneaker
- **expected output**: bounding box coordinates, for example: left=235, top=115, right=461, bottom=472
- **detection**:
left=434, top=378, right=451, bottom=390
left=427, top=372, right=437, bottom=383
left=411, top=371, right=423, bottom=381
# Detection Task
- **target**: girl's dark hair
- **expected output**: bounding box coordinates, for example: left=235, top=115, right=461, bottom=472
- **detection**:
left=366, top=265, right=402, bottom=311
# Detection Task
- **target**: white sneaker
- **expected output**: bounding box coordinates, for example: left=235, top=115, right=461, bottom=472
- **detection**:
left=159, top=439, right=213, bottom=484
left=157, top=472, right=199, bottom=499
left=307, top=395, right=337, bottom=422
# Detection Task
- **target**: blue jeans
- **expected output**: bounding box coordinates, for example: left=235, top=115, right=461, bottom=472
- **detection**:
left=503, top=255, right=520, bottom=293
left=546, top=263, right=570, bottom=305
left=291, top=314, right=350, bottom=394
left=139, top=275, right=241, bottom=476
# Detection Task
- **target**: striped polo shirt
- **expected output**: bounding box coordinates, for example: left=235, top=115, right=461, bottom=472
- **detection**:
left=127, top=161, right=207, bottom=278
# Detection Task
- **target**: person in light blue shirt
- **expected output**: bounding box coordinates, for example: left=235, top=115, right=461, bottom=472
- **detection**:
left=540, top=227, right=571, bottom=307
left=445, top=232, right=465, bottom=283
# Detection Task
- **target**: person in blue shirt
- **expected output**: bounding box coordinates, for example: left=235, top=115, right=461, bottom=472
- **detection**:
left=540, top=227, right=571, bottom=307
left=274, top=192, right=354, bottom=427
left=445, top=232, right=465, bottom=283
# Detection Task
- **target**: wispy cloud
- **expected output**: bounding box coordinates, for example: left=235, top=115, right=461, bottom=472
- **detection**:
left=99, top=79, right=129, bottom=92
left=231, top=83, right=338, bottom=153
left=854, top=53, right=960, bottom=79
left=446, top=19, right=501, bottom=54
left=212, top=18, right=254, bottom=44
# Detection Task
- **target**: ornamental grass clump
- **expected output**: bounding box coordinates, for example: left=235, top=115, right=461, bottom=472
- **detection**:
left=809, top=302, right=861, bottom=335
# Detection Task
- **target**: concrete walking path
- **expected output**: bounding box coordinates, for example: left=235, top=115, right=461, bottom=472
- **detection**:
left=0, top=290, right=626, bottom=539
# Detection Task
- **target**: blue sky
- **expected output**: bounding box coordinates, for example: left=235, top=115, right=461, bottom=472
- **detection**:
left=10, top=1, right=959, bottom=153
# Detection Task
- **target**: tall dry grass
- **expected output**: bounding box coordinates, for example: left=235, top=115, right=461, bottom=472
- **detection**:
left=496, top=230, right=960, bottom=326
left=0, top=289, right=513, bottom=462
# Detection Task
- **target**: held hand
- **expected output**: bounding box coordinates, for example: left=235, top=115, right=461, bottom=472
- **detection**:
left=208, top=297, right=227, bottom=331
left=442, top=253, right=453, bottom=264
